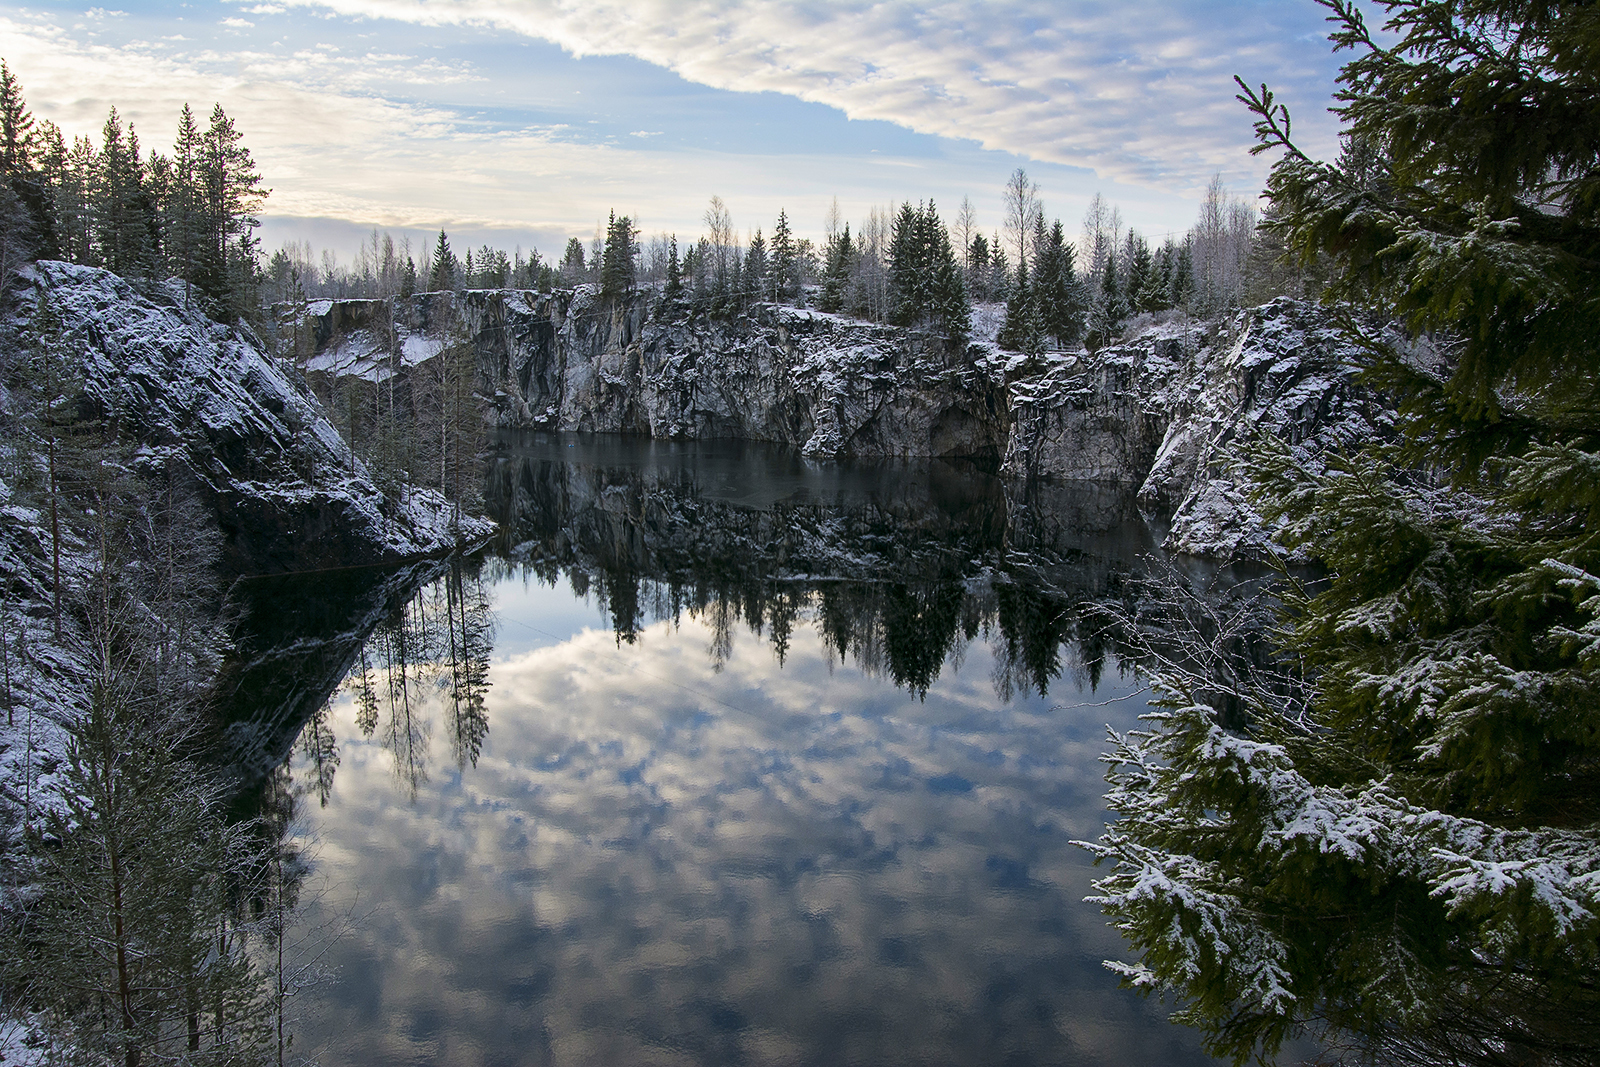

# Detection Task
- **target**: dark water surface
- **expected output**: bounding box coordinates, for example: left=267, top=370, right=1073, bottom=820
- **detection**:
left=280, top=433, right=1223, bottom=1066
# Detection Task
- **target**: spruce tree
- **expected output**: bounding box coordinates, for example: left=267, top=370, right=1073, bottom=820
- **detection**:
left=1086, top=251, right=1127, bottom=350
left=1034, top=219, right=1085, bottom=349
left=929, top=225, right=970, bottom=344
left=429, top=229, right=456, bottom=292
left=988, top=241, right=1011, bottom=303
left=0, top=60, right=35, bottom=174
left=819, top=223, right=851, bottom=313
left=1123, top=234, right=1153, bottom=313
left=744, top=227, right=768, bottom=305
left=166, top=104, right=205, bottom=306
left=661, top=234, right=683, bottom=307
left=997, top=260, right=1042, bottom=356
left=180, top=104, right=267, bottom=317
left=1088, top=3, right=1600, bottom=1064
left=94, top=108, right=155, bottom=276
left=770, top=208, right=797, bottom=303
left=599, top=210, right=637, bottom=301
left=967, top=232, right=991, bottom=302
left=558, top=236, right=585, bottom=286
left=887, top=201, right=924, bottom=327
left=1169, top=242, right=1194, bottom=309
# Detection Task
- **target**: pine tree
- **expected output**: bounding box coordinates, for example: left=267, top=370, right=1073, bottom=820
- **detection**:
left=195, top=104, right=266, bottom=318
left=1089, top=3, right=1600, bottom=1064
left=48, top=133, right=96, bottom=265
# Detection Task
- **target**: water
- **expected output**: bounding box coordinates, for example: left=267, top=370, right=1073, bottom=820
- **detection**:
left=275, top=433, right=1224, bottom=1067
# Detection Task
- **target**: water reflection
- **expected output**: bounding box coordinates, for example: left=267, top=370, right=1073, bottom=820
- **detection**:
left=260, top=435, right=1225, bottom=1067
left=484, top=432, right=1151, bottom=701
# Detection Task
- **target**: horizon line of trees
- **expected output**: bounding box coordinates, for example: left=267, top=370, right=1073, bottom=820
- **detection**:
left=267, top=170, right=1289, bottom=356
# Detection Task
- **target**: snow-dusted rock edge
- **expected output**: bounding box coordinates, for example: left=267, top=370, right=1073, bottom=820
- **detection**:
left=291, top=288, right=1398, bottom=561
left=30, top=261, right=492, bottom=573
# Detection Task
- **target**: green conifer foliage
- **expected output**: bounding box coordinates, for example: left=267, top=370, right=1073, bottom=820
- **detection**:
left=744, top=227, right=768, bottom=304
left=1034, top=219, right=1085, bottom=349
left=429, top=230, right=456, bottom=292
left=94, top=108, right=155, bottom=276
left=0, top=60, right=35, bottom=174
left=997, top=260, right=1043, bottom=356
left=599, top=210, right=637, bottom=300
left=886, top=201, right=969, bottom=339
left=769, top=209, right=797, bottom=303
left=1088, top=3, right=1600, bottom=1064
left=661, top=234, right=683, bottom=308
left=196, top=104, right=266, bottom=318
left=819, top=224, right=852, bottom=313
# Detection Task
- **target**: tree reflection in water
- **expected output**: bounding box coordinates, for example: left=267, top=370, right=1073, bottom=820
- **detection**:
left=279, top=435, right=1248, bottom=809
left=244, top=434, right=1280, bottom=1067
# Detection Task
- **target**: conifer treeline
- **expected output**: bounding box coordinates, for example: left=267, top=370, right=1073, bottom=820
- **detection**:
left=0, top=61, right=267, bottom=321
left=277, top=171, right=1276, bottom=358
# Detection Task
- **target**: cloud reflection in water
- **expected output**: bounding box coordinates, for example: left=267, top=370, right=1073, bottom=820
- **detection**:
left=289, top=589, right=1218, bottom=1066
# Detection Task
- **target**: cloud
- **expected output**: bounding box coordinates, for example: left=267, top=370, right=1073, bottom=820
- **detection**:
left=235, top=0, right=1345, bottom=194
left=221, top=17, right=255, bottom=28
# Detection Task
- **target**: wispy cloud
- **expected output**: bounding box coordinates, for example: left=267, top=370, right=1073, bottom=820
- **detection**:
left=232, top=0, right=1344, bottom=194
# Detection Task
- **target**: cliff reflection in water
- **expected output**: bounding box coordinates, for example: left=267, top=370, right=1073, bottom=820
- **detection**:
left=483, top=431, right=1155, bottom=703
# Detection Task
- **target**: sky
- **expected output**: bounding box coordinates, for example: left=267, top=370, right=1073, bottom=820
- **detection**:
left=0, top=1, right=1356, bottom=265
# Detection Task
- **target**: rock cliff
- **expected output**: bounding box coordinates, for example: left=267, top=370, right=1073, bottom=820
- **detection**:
left=292, top=288, right=1396, bottom=561
left=27, top=261, right=489, bottom=574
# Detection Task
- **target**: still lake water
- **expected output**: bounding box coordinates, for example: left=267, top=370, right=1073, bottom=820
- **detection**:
left=280, top=433, right=1225, bottom=1067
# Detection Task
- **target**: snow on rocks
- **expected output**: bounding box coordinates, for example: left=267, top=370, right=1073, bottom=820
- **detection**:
left=1002, top=299, right=1398, bottom=560
left=294, top=288, right=1404, bottom=561
left=30, top=261, right=491, bottom=573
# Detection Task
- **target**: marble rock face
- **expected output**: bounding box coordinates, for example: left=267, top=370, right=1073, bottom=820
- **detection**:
left=294, top=288, right=1397, bottom=560
left=29, top=261, right=488, bottom=575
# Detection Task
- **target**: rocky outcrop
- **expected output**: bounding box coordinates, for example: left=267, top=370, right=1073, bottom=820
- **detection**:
left=295, top=286, right=1008, bottom=461
left=997, top=299, right=1398, bottom=558
left=294, top=289, right=1398, bottom=560
left=1138, top=299, right=1400, bottom=558
left=29, top=261, right=490, bottom=574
